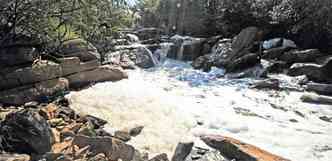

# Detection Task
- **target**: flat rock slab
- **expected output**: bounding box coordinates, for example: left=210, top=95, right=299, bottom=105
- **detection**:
left=201, top=135, right=291, bottom=161
left=0, top=153, right=30, bottom=161
left=306, top=83, right=332, bottom=96
left=301, top=93, right=332, bottom=105
left=73, top=135, right=139, bottom=161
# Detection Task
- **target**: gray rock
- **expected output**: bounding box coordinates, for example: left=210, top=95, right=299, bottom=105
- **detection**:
left=149, top=153, right=169, bottom=161
left=172, top=142, right=194, bottom=161
left=0, top=153, right=30, bottom=161
left=129, top=126, right=144, bottom=137
left=301, top=93, right=332, bottom=105
left=262, top=47, right=288, bottom=60
left=215, top=27, right=262, bottom=73
left=288, top=63, right=324, bottom=81
left=0, top=109, right=53, bottom=154
left=280, top=49, right=324, bottom=63
left=0, top=78, right=69, bottom=105
left=73, top=135, right=140, bottom=161
left=250, top=79, right=280, bottom=90
left=306, top=83, right=332, bottom=96
left=0, top=61, right=62, bottom=91
left=58, top=39, right=100, bottom=62
left=67, top=65, right=128, bottom=89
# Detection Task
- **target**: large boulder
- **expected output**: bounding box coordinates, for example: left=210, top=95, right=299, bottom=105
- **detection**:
left=288, top=63, right=324, bottom=82
left=170, top=35, right=206, bottom=61
left=191, top=39, right=232, bottom=71
left=134, top=46, right=160, bottom=68
left=201, top=135, right=291, bottom=161
left=58, top=39, right=100, bottom=62
left=0, top=109, right=53, bottom=154
left=280, top=49, right=325, bottom=63
left=215, top=27, right=262, bottom=73
left=67, top=65, right=128, bottom=89
left=73, top=135, right=141, bottom=161
left=288, top=58, right=332, bottom=83
left=58, top=57, right=100, bottom=76
left=136, top=28, right=162, bottom=41
left=0, top=78, right=69, bottom=105
left=0, top=60, right=62, bottom=91
left=306, top=83, right=332, bottom=96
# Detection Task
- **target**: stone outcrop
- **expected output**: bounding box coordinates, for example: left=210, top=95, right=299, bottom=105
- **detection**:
left=0, top=55, right=127, bottom=105
left=67, top=65, right=128, bottom=88
left=57, top=39, right=100, bottom=62
left=0, top=78, right=69, bottom=105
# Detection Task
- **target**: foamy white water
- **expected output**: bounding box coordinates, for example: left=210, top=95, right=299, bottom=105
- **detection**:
left=67, top=59, right=332, bottom=161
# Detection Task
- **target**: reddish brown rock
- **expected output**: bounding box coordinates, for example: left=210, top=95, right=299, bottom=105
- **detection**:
left=201, top=135, right=291, bottom=161
left=72, top=135, right=138, bottom=161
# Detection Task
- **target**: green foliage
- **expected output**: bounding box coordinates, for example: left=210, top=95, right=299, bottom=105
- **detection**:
left=0, top=0, right=133, bottom=54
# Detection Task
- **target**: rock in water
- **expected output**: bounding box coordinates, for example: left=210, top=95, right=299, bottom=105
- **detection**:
left=306, top=83, right=332, bottom=96
left=250, top=79, right=280, bottom=90
left=201, top=135, right=291, bottom=161
left=172, top=142, right=194, bottom=161
left=301, top=93, right=332, bottom=105
left=215, top=27, right=261, bottom=73
left=0, top=109, right=53, bottom=154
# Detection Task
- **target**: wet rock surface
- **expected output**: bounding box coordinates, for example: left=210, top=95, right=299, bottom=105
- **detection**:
left=201, top=135, right=291, bottom=161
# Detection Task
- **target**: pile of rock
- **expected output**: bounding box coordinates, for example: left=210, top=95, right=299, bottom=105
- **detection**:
left=0, top=98, right=144, bottom=161
left=0, top=98, right=292, bottom=161
left=0, top=39, right=128, bottom=105
left=192, top=27, right=263, bottom=75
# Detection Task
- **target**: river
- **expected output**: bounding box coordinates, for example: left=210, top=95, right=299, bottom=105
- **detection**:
left=67, top=59, right=332, bottom=161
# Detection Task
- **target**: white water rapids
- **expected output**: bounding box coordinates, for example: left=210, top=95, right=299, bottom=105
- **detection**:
left=67, top=59, right=332, bottom=161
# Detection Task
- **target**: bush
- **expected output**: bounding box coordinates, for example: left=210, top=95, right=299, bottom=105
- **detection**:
left=0, top=0, right=132, bottom=56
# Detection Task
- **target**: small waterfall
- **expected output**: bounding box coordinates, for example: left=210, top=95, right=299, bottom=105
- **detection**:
left=177, top=43, right=184, bottom=60
left=159, top=42, right=173, bottom=63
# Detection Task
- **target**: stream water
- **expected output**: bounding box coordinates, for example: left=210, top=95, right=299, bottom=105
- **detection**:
left=67, top=59, right=332, bottom=161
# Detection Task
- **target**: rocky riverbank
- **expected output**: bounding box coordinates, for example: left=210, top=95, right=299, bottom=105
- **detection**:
left=1, top=26, right=332, bottom=161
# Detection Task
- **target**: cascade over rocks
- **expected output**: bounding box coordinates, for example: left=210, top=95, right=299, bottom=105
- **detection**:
left=168, top=35, right=206, bottom=61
